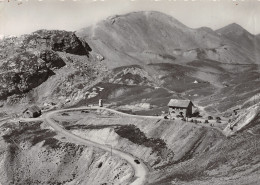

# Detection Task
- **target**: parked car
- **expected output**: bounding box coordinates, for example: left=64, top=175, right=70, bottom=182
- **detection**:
left=208, top=116, right=213, bottom=120
left=134, top=159, right=140, bottom=164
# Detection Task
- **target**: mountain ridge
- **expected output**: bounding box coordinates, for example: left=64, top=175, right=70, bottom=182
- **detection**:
left=0, top=11, right=259, bottom=115
left=77, top=11, right=259, bottom=68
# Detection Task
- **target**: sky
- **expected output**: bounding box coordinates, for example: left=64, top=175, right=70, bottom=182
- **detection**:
left=0, top=0, right=260, bottom=36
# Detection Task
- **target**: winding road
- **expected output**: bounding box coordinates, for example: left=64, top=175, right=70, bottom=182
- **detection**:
left=4, top=106, right=226, bottom=185
left=44, top=107, right=149, bottom=185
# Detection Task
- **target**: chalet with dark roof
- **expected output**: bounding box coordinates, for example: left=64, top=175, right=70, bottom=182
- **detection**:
left=22, top=105, right=42, bottom=118
left=168, top=99, right=194, bottom=118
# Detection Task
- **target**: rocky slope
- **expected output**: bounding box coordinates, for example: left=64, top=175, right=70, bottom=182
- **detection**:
left=50, top=108, right=260, bottom=185
left=0, top=120, right=133, bottom=185
left=0, top=11, right=259, bottom=116
left=0, top=30, right=91, bottom=101
left=149, top=122, right=260, bottom=185
left=52, top=110, right=222, bottom=168
left=224, top=102, right=260, bottom=136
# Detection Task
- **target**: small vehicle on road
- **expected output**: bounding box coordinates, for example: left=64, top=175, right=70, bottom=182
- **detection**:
left=134, top=159, right=140, bottom=164
left=61, top=112, right=69, bottom=116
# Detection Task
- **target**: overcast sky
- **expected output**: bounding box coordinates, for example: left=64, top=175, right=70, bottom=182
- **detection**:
left=0, top=0, right=260, bottom=36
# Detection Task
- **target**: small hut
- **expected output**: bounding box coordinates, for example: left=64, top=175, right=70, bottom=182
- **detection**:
left=23, top=105, right=42, bottom=118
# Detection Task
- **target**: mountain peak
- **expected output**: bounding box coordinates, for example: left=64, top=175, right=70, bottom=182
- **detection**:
left=106, top=11, right=188, bottom=29
left=216, top=23, right=251, bottom=36
left=196, top=27, right=215, bottom=33
left=227, top=23, right=244, bottom=29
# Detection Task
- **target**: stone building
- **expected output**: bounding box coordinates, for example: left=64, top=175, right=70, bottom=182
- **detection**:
left=168, top=99, right=194, bottom=119
left=23, top=105, right=42, bottom=118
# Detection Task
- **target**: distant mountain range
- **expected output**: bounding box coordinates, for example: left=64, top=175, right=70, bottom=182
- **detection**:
left=216, top=23, right=260, bottom=59
left=77, top=11, right=260, bottom=67
left=0, top=11, right=259, bottom=114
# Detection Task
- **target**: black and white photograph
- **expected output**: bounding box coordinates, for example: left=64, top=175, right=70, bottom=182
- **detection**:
left=0, top=0, right=259, bottom=184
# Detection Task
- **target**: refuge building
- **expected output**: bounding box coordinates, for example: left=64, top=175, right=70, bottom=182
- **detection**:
left=168, top=99, right=194, bottom=118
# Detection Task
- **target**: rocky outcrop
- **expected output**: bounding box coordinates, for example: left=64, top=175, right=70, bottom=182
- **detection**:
left=31, top=30, right=91, bottom=55
left=0, top=51, right=64, bottom=100
left=224, top=102, right=260, bottom=136
left=39, top=49, right=66, bottom=69
left=0, top=29, right=92, bottom=101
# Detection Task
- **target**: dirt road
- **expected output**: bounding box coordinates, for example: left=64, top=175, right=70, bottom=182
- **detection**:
left=45, top=108, right=148, bottom=185
left=12, top=106, right=225, bottom=184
